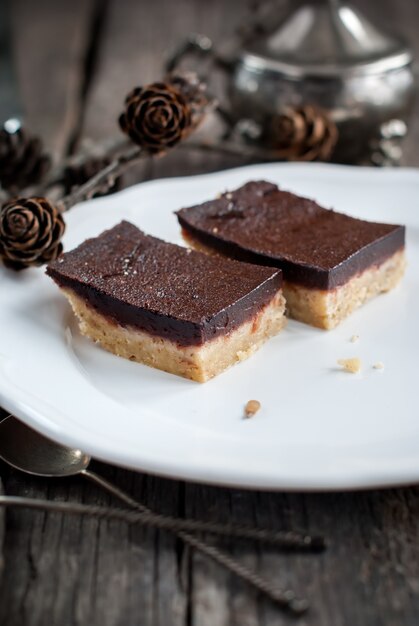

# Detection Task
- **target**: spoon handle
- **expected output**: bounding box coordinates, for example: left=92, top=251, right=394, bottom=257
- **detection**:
left=81, top=470, right=324, bottom=551
left=81, top=470, right=308, bottom=614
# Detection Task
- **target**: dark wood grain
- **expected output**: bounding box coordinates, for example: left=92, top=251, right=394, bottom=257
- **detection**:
left=9, top=0, right=97, bottom=161
left=81, top=0, right=251, bottom=186
left=2, top=462, right=419, bottom=626
left=1, top=1, right=419, bottom=625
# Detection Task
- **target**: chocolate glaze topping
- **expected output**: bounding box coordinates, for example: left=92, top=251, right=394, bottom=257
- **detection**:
left=176, top=181, right=405, bottom=289
left=47, top=221, right=282, bottom=346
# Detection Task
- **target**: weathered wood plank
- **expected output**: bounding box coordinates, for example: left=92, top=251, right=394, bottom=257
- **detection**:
left=2, top=467, right=419, bottom=626
left=175, top=485, right=419, bottom=626
left=10, top=0, right=97, bottom=161
left=81, top=0, right=251, bottom=184
left=0, top=463, right=189, bottom=626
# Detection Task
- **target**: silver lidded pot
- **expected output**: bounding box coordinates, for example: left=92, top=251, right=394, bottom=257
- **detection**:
left=167, top=0, right=415, bottom=163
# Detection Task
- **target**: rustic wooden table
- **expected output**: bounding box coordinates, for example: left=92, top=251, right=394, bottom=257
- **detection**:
left=1, top=1, right=419, bottom=625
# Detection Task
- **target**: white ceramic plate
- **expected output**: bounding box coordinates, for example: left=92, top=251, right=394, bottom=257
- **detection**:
left=1, top=163, right=418, bottom=491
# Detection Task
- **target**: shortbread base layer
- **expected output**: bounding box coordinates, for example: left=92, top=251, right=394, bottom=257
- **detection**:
left=283, top=249, right=405, bottom=329
left=181, top=231, right=406, bottom=330
left=61, top=288, right=286, bottom=382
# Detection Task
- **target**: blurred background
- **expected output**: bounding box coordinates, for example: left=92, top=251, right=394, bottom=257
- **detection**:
left=6, top=0, right=419, bottom=188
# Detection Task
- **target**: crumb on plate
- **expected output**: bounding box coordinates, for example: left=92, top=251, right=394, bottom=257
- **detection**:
left=244, top=399, right=261, bottom=418
left=337, top=357, right=362, bottom=374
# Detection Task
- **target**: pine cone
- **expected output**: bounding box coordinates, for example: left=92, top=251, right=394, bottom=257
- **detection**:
left=61, top=156, right=122, bottom=196
left=269, top=105, right=338, bottom=161
left=119, top=73, right=211, bottom=153
left=0, top=126, right=51, bottom=193
left=0, top=197, right=65, bottom=270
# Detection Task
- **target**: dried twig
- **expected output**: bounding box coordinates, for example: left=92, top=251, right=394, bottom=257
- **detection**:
left=20, top=136, right=129, bottom=197
left=59, top=144, right=143, bottom=212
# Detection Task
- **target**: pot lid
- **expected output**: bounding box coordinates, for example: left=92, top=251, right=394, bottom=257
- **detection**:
left=242, top=1, right=412, bottom=77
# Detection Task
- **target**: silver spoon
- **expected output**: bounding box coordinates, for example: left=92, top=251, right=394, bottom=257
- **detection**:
left=0, top=414, right=311, bottom=614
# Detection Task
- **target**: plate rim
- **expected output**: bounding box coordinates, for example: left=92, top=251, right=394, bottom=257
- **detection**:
left=1, top=161, right=419, bottom=492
